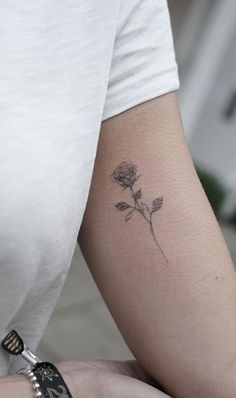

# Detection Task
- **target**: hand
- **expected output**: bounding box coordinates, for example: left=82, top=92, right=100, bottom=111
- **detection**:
left=57, top=359, right=171, bottom=398
left=0, top=373, right=34, bottom=398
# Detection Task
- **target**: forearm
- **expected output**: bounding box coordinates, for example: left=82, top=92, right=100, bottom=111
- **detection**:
left=78, top=92, right=236, bottom=398
left=0, top=374, right=33, bottom=397
left=0, top=366, right=75, bottom=398
left=57, top=360, right=172, bottom=398
left=0, top=368, right=75, bottom=398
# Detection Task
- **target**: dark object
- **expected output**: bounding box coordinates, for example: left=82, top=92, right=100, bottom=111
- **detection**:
left=227, top=208, right=236, bottom=226
left=1, top=329, right=41, bottom=365
left=196, top=166, right=226, bottom=218
left=33, top=362, right=73, bottom=398
left=1, top=329, right=24, bottom=355
left=1, top=329, right=73, bottom=398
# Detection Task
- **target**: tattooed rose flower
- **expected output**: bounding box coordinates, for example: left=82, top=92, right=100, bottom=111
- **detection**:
left=111, top=161, right=138, bottom=188
left=112, top=160, right=168, bottom=263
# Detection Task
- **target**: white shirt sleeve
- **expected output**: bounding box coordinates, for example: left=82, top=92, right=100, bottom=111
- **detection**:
left=102, top=0, right=179, bottom=121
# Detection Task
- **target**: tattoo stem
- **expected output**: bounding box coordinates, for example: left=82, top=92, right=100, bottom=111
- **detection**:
left=150, top=214, right=168, bottom=263
left=130, top=186, right=168, bottom=263
left=130, top=186, right=150, bottom=223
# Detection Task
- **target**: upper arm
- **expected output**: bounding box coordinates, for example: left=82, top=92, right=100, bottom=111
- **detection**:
left=78, top=92, right=236, bottom=398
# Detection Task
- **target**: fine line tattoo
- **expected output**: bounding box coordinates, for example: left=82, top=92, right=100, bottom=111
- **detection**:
left=111, top=161, right=168, bottom=263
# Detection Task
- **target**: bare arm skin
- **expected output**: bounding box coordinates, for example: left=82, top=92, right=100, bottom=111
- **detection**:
left=0, top=361, right=170, bottom=398
left=0, top=374, right=33, bottom=397
left=78, top=91, right=236, bottom=398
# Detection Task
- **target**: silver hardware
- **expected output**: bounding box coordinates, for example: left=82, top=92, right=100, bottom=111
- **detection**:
left=17, top=365, right=43, bottom=398
left=21, top=344, right=41, bottom=366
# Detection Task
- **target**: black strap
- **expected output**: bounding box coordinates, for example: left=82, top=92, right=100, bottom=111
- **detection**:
left=33, top=361, right=73, bottom=398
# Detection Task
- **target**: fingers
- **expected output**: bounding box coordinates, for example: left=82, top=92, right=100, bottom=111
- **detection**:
left=58, top=363, right=172, bottom=398
left=57, top=360, right=167, bottom=393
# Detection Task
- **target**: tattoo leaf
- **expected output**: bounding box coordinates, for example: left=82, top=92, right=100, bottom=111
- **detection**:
left=134, top=188, right=142, bottom=200
left=115, top=202, right=130, bottom=211
left=125, top=211, right=134, bottom=222
left=151, top=196, right=163, bottom=213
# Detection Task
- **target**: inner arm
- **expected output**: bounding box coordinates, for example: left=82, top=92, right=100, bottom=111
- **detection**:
left=79, top=93, right=236, bottom=398
left=78, top=91, right=236, bottom=398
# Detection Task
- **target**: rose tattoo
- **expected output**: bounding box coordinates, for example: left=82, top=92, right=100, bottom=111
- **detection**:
left=111, top=161, right=168, bottom=263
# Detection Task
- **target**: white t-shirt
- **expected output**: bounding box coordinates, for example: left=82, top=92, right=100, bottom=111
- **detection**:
left=0, top=0, right=179, bottom=375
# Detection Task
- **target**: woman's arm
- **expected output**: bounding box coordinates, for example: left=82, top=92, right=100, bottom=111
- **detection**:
left=78, top=91, right=236, bottom=398
left=0, top=361, right=171, bottom=398
left=0, top=374, right=33, bottom=397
